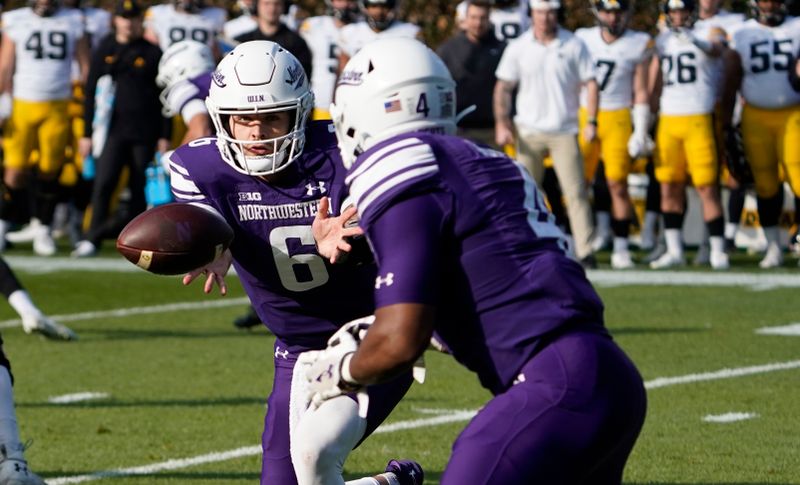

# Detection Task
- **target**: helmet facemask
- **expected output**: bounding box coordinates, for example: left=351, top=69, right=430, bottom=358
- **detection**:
left=360, top=0, right=397, bottom=31
left=750, top=0, right=786, bottom=26
left=208, top=94, right=313, bottom=176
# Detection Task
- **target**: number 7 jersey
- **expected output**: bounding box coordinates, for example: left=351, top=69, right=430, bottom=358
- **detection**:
left=1, top=7, right=85, bottom=101
left=167, top=121, right=377, bottom=352
left=731, top=16, right=800, bottom=109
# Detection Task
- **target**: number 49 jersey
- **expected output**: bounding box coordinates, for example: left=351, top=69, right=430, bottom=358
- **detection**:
left=167, top=121, right=377, bottom=352
left=575, top=27, right=652, bottom=110
left=144, top=3, right=226, bottom=51
left=731, top=17, right=800, bottom=109
left=655, top=29, right=716, bottom=115
left=1, top=7, right=85, bottom=101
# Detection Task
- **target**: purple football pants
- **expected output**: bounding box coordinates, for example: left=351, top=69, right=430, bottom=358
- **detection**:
left=260, top=340, right=413, bottom=484
left=442, top=329, right=647, bottom=485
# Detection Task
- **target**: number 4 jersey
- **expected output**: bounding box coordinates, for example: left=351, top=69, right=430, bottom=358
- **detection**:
left=1, top=6, right=85, bottom=101
left=167, top=121, right=377, bottom=351
left=731, top=16, right=800, bottom=109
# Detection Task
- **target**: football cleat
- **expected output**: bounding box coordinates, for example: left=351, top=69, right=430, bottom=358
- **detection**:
left=649, top=252, right=685, bottom=269
left=759, top=244, right=783, bottom=269
left=709, top=251, right=730, bottom=270
left=611, top=250, right=635, bottom=269
left=5, top=220, right=42, bottom=244
left=0, top=444, right=45, bottom=485
left=71, top=240, right=98, bottom=258
left=21, top=315, right=78, bottom=341
left=32, top=228, right=55, bottom=257
left=590, top=231, right=612, bottom=252
left=385, top=459, right=424, bottom=485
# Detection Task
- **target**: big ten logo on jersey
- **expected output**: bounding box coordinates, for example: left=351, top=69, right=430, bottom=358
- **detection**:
left=238, top=192, right=262, bottom=202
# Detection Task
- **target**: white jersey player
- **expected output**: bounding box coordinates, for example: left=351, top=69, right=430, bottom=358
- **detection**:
left=724, top=0, right=800, bottom=268
left=456, top=0, right=530, bottom=41
left=337, top=0, right=419, bottom=71
left=144, top=0, right=226, bottom=54
left=300, top=0, right=360, bottom=119
left=575, top=0, right=653, bottom=269
left=649, top=0, right=729, bottom=270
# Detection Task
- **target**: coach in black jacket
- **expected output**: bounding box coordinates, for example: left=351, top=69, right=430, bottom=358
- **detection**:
left=75, top=0, right=171, bottom=257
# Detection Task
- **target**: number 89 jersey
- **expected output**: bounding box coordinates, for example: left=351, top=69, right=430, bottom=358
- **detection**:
left=144, top=3, right=225, bottom=51
left=655, top=30, right=716, bottom=116
left=731, top=17, right=800, bottom=109
left=167, top=121, right=377, bottom=352
left=1, top=7, right=85, bottom=101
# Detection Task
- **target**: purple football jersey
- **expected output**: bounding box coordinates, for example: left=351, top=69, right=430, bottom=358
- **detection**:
left=169, top=121, right=376, bottom=351
left=347, top=132, right=607, bottom=394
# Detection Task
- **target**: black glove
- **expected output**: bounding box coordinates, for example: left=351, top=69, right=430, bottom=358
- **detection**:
left=723, top=125, right=753, bottom=185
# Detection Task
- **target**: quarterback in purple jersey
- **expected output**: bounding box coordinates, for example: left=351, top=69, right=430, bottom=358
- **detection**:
left=306, top=37, right=647, bottom=484
left=167, top=41, right=421, bottom=485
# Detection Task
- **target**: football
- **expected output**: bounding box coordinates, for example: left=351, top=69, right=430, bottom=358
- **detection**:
left=116, top=203, right=234, bottom=275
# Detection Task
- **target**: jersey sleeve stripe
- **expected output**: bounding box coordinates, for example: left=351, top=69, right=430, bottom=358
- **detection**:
left=356, top=164, right=439, bottom=218
left=345, top=136, right=425, bottom=185
left=348, top=142, right=439, bottom=210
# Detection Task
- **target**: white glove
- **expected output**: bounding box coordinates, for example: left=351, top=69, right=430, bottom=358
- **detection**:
left=628, top=104, right=655, bottom=158
left=304, top=329, right=361, bottom=411
left=0, top=93, right=11, bottom=122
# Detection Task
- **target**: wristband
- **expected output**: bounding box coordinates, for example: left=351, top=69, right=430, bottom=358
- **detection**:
left=340, top=352, right=361, bottom=389
left=587, top=116, right=598, bottom=126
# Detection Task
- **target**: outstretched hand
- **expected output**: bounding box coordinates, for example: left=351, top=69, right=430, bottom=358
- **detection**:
left=312, top=196, right=364, bottom=264
left=182, top=249, right=233, bottom=295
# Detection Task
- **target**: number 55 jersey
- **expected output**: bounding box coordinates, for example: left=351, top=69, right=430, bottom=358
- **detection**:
left=167, top=121, right=377, bottom=352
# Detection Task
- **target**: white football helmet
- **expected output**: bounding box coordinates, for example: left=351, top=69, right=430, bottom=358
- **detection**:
left=157, top=40, right=215, bottom=116
left=330, top=38, right=456, bottom=169
left=206, top=40, right=314, bottom=176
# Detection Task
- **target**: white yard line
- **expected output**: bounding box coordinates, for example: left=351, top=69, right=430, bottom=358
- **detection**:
left=0, top=298, right=250, bottom=329
left=755, top=323, right=800, bottom=336
left=702, top=412, right=759, bottom=423
left=47, top=359, right=800, bottom=484
left=47, top=392, right=109, bottom=404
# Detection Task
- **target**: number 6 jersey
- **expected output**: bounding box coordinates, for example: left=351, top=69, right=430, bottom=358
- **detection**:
left=1, top=6, right=85, bottom=101
left=167, top=121, right=377, bottom=352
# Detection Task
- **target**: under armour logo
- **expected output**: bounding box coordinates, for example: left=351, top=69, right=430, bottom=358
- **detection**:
left=375, top=273, right=394, bottom=289
left=275, top=347, right=289, bottom=359
left=408, top=470, right=416, bottom=479
left=306, top=181, right=327, bottom=196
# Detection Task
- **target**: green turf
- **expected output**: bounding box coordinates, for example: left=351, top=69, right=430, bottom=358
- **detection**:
left=2, top=253, right=799, bottom=484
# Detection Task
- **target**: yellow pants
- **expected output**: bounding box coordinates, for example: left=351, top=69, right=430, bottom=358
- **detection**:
left=741, top=104, right=800, bottom=197
left=3, top=98, right=70, bottom=176
left=654, top=113, right=718, bottom=187
left=578, top=107, right=633, bottom=183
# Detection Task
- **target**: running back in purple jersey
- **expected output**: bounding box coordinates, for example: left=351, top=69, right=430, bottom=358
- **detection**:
left=346, top=132, right=607, bottom=394
left=168, top=120, right=377, bottom=351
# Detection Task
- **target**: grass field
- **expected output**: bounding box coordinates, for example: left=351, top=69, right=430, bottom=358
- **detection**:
left=1, top=246, right=799, bottom=484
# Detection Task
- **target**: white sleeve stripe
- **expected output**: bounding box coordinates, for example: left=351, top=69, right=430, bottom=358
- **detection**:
left=345, top=137, right=424, bottom=185
left=173, top=192, right=206, bottom=201
left=348, top=144, right=438, bottom=205
left=170, top=171, right=202, bottom=195
left=168, top=159, right=190, bottom=176
left=356, top=165, right=439, bottom=216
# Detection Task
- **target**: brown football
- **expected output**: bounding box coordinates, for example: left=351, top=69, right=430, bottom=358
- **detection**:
left=116, top=203, right=234, bottom=275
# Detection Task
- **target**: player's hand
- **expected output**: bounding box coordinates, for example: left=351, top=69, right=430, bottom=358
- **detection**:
left=312, top=196, right=364, bottom=264
left=303, top=330, right=362, bottom=410
left=627, top=131, right=654, bottom=158
left=494, top=122, right=515, bottom=147
left=182, top=249, right=233, bottom=295
left=722, top=125, right=753, bottom=185
left=582, top=122, right=597, bottom=143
